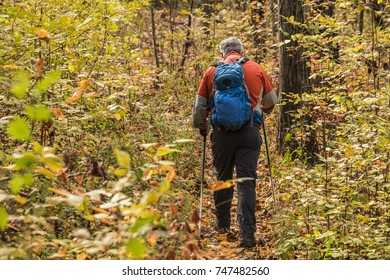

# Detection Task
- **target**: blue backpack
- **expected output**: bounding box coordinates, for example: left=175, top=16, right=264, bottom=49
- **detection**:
left=211, top=57, right=252, bottom=131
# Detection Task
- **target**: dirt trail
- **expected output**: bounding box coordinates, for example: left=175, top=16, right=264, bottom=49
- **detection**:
left=197, top=143, right=277, bottom=260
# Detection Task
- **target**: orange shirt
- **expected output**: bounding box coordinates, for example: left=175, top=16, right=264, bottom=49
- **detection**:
left=197, top=51, right=275, bottom=109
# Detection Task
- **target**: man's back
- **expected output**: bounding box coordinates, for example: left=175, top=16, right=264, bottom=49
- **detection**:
left=196, top=51, right=276, bottom=110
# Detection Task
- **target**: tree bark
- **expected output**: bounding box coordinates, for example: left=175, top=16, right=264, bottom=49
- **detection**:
left=180, top=0, right=195, bottom=70
left=150, top=0, right=160, bottom=69
left=277, top=0, right=314, bottom=161
left=250, top=0, right=265, bottom=61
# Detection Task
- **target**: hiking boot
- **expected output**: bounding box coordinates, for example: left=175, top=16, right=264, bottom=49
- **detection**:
left=239, top=233, right=256, bottom=248
left=213, top=221, right=229, bottom=234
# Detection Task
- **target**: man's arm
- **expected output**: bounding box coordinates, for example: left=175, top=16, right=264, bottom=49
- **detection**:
left=192, top=94, right=209, bottom=130
left=192, top=67, right=214, bottom=134
left=262, top=88, right=279, bottom=114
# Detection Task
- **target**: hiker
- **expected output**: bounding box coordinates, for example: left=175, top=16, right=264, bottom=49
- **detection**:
left=192, top=37, right=278, bottom=248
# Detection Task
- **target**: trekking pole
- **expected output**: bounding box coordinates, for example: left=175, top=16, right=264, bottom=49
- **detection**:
left=198, top=134, right=206, bottom=236
left=261, top=117, right=278, bottom=212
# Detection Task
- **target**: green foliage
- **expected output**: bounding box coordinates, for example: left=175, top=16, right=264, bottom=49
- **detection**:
left=7, top=117, right=30, bottom=140
left=0, top=0, right=388, bottom=260
left=0, top=207, right=9, bottom=230
left=25, top=105, right=51, bottom=121
left=11, top=70, right=30, bottom=99
left=270, top=0, right=390, bottom=259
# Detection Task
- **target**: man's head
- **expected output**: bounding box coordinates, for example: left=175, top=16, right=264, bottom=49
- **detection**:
left=219, top=37, right=243, bottom=57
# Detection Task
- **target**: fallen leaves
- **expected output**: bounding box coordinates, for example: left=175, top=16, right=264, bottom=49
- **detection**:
left=66, top=90, right=83, bottom=103
left=50, top=108, right=65, bottom=119
left=212, top=181, right=233, bottom=192
left=35, top=59, right=45, bottom=75
left=34, top=29, right=50, bottom=43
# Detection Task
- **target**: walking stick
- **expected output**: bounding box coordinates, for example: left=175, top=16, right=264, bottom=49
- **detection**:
left=261, top=118, right=278, bottom=212
left=199, top=134, right=206, bottom=236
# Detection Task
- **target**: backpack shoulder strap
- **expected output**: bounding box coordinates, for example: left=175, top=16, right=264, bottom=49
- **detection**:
left=236, top=56, right=249, bottom=65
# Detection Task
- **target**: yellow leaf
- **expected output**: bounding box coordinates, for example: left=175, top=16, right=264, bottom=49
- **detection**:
left=49, top=187, right=70, bottom=196
left=35, top=167, right=56, bottom=179
left=146, top=231, right=160, bottom=247
left=295, top=131, right=303, bottom=137
left=114, top=113, right=121, bottom=121
left=212, top=181, right=233, bottom=192
left=76, top=253, right=89, bottom=260
left=92, top=207, right=109, bottom=214
left=3, top=65, right=20, bottom=69
left=160, top=164, right=174, bottom=172
left=77, top=79, right=91, bottom=89
left=218, top=234, right=228, bottom=241
left=34, top=29, right=49, bottom=38
left=15, top=195, right=27, bottom=205
left=345, top=145, right=354, bottom=157
left=219, top=241, right=235, bottom=247
left=166, top=169, right=176, bottom=181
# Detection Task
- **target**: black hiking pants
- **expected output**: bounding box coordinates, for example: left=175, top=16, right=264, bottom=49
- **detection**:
left=211, top=123, right=262, bottom=236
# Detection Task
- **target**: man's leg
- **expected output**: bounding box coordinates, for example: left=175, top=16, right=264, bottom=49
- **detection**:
left=235, top=126, right=261, bottom=246
left=211, top=129, right=239, bottom=231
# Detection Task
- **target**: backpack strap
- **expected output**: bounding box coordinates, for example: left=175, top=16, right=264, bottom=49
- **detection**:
left=236, top=56, right=249, bottom=65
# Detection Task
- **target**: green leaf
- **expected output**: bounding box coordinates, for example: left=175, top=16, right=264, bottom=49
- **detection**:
left=9, top=174, right=34, bottom=194
left=40, top=157, right=63, bottom=173
left=114, top=149, right=130, bottom=168
left=140, top=191, right=159, bottom=205
left=130, top=214, right=157, bottom=234
left=159, top=179, right=170, bottom=193
left=15, top=152, right=36, bottom=169
left=0, top=207, right=9, bottom=230
left=284, top=150, right=292, bottom=163
left=126, top=238, right=146, bottom=260
left=32, top=142, right=43, bottom=154
left=34, top=68, right=61, bottom=94
left=7, top=117, right=30, bottom=140
left=155, top=147, right=181, bottom=157
left=113, top=168, right=127, bottom=177
left=25, top=105, right=52, bottom=121
left=11, top=70, right=30, bottom=99
left=284, top=133, right=292, bottom=142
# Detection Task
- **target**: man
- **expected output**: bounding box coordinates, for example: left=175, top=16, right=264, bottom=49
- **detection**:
left=192, top=37, right=278, bottom=248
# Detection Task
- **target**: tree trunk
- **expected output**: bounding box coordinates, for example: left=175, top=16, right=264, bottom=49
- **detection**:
left=150, top=0, right=160, bottom=69
left=250, top=0, right=265, bottom=61
left=180, top=0, right=194, bottom=70
left=270, top=0, right=278, bottom=37
left=277, top=0, right=314, bottom=161
left=359, top=4, right=364, bottom=35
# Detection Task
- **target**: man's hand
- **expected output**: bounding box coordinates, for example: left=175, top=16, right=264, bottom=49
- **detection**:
left=200, top=128, right=208, bottom=137
left=262, top=105, right=274, bottom=114
left=199, top=123, right=209, bottom=137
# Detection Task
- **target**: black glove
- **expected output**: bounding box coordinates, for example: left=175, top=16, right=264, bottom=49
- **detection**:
left=199, top=128, right=208, bottom=137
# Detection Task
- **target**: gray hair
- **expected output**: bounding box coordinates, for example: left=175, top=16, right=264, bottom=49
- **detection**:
left=219, top=37, right=243, bottom=56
